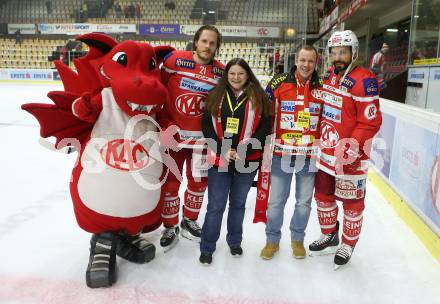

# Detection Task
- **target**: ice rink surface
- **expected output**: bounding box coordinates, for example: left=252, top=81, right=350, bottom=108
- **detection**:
left=0, top=83, right=439, bottom=304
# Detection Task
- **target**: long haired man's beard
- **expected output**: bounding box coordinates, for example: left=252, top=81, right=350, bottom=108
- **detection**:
left=333, top=62, right=349, bottom=74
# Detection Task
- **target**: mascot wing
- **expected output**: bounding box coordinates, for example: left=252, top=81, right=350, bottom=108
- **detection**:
left=21, top=90, right=93, bottom=148
left=21, top=33, right=119, bottom=149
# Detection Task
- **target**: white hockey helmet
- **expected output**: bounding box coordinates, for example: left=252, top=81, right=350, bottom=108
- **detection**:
left=328, top=30, right=359, bottom=58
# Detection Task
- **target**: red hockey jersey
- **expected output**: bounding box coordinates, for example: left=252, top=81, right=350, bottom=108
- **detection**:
left=160, top=50, right=224, bottom=148
left=265, top=67, right=323, bottom=157
left=317, top=66, right=382, bottom=178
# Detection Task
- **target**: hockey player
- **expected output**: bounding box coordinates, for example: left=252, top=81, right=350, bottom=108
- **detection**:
left=158, top=25, right=224, bottom=250
left=308, top=30, right=382, bottom=269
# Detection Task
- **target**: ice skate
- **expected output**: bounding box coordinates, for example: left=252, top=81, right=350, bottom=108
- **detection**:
left=180, top=218, right=202, bottom=242
left=160, top=226, right=180, bottom=252
left=334, top=243, right=355, bottom=270
left=309, top=221, right=339, bottom=257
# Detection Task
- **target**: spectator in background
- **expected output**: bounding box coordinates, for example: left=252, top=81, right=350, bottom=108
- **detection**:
left=124, top=4, right=129, bottom=18
left=14, top=29, right=22, bottom=45
left=273, top=64, right=283, bottom=75
left=104, top=0, right=113, bottom=9
left=369, top=43, right=389, bottom=90
left=114, top=2, right=122, bottom=18
left=165, top=1, right=176, bottom=10
left=370, top=43, right=389, bottom=75
left=135, top=2, right=140, bottom=19
left=274, top=49, right=280, bottom=64
left=78, top=8, right=84, bottom=22
left=267, top=51, right=274, bottom=74
left=82, top=2, right=88, bottom=19
left=45, top=0, right=52, bottom=15
left=129, top=3, right=135, bottom=18
left=59, top=46, right=68, bottom=66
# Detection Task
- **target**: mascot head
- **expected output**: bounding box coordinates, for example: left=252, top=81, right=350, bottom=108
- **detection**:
left=75, top=33, right=174, bottom=116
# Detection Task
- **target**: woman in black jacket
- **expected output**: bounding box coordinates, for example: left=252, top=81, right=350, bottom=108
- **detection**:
left=199, top=58, right=271, bottom=264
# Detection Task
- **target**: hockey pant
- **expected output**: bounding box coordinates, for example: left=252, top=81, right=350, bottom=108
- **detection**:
left=162, top=148, right=207, bottom=227
left=314, top=170, right=366, bottom=247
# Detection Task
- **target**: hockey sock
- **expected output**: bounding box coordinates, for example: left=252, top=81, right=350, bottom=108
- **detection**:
left=162, top=193, right=180, bottom=227
left=317, top=200, right=338, bottom=234
left=342, top=208, right=363, bottom=246
left=183, top=189, right=205, bottom=220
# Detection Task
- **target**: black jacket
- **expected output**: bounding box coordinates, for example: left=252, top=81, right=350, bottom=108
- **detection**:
left=202, top=86, right=270, bottom=172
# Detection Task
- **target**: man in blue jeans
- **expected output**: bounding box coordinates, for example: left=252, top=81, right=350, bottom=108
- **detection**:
left=261, top=45, right=322, bottom=259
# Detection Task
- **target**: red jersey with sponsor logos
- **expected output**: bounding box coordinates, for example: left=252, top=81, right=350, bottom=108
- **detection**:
left=159, top=50, right=224, bottom=147
left=318, top=66, right=382, bottom=178
left=265, top=67, right=323, bottom=156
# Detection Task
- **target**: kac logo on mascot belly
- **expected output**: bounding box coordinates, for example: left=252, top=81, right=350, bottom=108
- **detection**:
left=100, top=139, right=149, bottom=171
left=175, top=93, right=205, bottom=116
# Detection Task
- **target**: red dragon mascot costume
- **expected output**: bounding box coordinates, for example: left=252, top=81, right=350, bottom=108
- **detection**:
left=22, top=33, right=174, bottom=288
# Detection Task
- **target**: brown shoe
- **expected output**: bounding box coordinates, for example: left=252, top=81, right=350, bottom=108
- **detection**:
left=260, top=242, right=279, bottom=260
left=292, top=241, right=306, bottom=259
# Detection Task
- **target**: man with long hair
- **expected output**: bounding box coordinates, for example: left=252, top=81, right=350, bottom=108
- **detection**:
left=158, top=25, right=224, bottom=251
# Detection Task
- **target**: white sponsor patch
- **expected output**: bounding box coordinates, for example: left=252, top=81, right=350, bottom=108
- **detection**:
left=281, top=101, right=296, bottom=112
left=280, top=113, right=301, bottom=130
left=335, top=178, right=366, bottom=199
left=322, top=91, right=343, bottom=108
left=179, top=77, right=214, bottom=93
left=309, top=116, right=319, bottom=131
left=178, top=130, right=204, bottom=140
left=300, top=135, right=314, bottom=145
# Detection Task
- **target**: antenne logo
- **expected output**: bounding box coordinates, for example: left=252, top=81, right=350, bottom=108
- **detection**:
left=175, top=93, right=205, bottom=116
left=100, top=139, right=149, bottom=171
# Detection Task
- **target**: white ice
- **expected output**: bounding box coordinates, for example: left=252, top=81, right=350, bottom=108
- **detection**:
left=0, top=83, right=439, bottom=304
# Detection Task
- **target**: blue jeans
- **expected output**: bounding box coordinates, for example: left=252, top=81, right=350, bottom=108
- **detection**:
left=265, top=155, right=316, bottom=244
left=200, top=167, right=257, bottom=253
